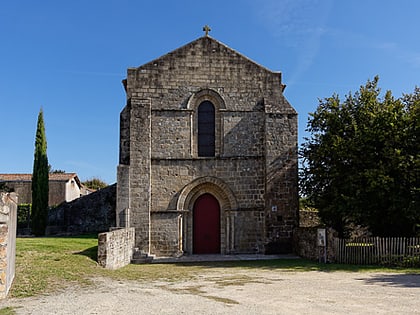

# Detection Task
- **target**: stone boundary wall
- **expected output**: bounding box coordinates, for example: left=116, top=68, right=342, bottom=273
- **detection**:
left=98, top=227, right=135, bottom=269
left=0, top=192, right=17, bottom=298
left=293, top=227, right=337, bottom=262
left=46, top=184, right=116, bottom=236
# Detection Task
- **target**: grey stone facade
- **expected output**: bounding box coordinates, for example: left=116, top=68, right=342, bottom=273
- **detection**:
left=116, top=35, right=298, bottom=257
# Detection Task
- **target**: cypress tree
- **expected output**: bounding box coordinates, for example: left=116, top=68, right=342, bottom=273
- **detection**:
left=31, top=108, right=49, bottom=236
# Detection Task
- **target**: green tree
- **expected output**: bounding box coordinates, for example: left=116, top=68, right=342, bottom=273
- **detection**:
left=0, top=182, right=12, bottom=192
left=300, top=77, right=420, bottom=237
left=48, top=164, right=65, bottom=173
left=82, top=177, right=108, bottom=190
left=31, top=108, right=49, bottom=236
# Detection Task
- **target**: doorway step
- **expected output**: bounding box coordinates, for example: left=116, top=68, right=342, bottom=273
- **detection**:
left=131, top=248, right=154, bottom=264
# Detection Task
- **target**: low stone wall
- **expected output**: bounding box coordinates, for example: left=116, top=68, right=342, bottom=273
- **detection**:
left=45, top=184, right=116, bottom=236
left=0, top=193, right=17, bottom=298
left=293, top=227, right=337, bottom=262
left=98, top=227, right=135, bottom=269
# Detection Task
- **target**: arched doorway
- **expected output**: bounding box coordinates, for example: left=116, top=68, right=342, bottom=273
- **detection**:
left=193, top=193, right=220, bottom=254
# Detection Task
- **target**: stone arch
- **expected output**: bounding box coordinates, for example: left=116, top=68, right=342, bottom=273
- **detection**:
left=187, top=88, right=226, bottom=111
left=176, top=176, right=238, bottom=254
left=177, top=176, right=237, bottom=212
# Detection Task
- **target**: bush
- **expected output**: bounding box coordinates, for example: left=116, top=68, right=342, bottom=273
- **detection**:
left=17, top=204, right=31, bottom=229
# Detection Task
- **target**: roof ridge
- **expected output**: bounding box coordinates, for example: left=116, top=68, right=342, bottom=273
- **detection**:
left=130, top=36, right=280, bottom=75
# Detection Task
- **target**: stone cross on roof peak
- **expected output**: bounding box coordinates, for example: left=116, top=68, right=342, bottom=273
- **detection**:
left=203, top=25, right=211, bottom=36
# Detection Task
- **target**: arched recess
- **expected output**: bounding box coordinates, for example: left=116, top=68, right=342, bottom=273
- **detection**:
left=187, top=89, right=225, bottom=157
left=187, top=88, right=226, bottom=111
left=176, top=176, right=238, bottom=254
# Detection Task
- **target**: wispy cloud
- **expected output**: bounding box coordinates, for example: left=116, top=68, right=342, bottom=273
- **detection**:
left=258, top=0, right=333, bottom=87
left=259, top=0, right=330, bottom=42
left=375, top=42, right=420, bottom=69
left=325, top=28, right=420, bottom=70
left=60, top=70, right=124, bottom=77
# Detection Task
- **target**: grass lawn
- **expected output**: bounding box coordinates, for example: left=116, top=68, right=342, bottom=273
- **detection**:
left=11, top=235, right=420, bottom=299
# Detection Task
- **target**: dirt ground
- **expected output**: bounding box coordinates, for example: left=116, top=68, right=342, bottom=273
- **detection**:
left=2, top=269, right=420, bottom=315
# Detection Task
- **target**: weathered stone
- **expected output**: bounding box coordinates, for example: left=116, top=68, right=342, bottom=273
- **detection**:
left=0, top=192, right=17, bottom=298
left=116, top=36, right=298, bottom=257
left=45, top=184, right=116, bottom=236
left=97, top=227, right=135, bottom=269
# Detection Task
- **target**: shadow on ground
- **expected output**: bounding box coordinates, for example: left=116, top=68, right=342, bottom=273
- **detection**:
left=363, top=274, right=420, bottom=288
left=74, top=246, right=98, bottom=262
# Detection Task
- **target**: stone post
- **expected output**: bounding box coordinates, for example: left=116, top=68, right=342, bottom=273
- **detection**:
left=0, top=192, right=17, bottom=298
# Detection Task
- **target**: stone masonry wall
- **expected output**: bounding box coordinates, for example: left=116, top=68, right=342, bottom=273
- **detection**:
left=293, top=227, right=337, bottom=262
left=233, top=210, right=265, bottom=253
left=1, top=181, right=31, bottom=204
left=98, top=227, right=135, bottom=269
left=151, top=158, right=265, bottom=211
left=264, top=113, right=298, bottom=253
left=149, top=212, right=180, bottom=256
left=118, top=36, right=298, bottom=256
left=0, top=192, right=17, bottom=298
left=127, top=98, right=152, bottom=253
left=46, top=184, right=116, bottom=236
left=126, top=42, right=279, bottom=112
left=149, top=157, right=266, bottom=256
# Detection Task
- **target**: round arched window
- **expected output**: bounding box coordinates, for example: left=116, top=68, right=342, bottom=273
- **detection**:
left=197, top=101, right=215, bottom=157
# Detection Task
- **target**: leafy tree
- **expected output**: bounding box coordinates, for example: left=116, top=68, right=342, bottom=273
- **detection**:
left=300, top=77, right=419, bottom=237
left=48, top=164, right=65, bottom=173
left=82, top=177, right=108, bottom=190
left=51, top=169, right=66, bottom=173
left=31, top=108, right=49, bottom=236
left=0, top=182, right=12, bottom=192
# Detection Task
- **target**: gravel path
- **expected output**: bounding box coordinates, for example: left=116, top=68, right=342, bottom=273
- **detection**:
left=2, top=270, right=419, bottom=314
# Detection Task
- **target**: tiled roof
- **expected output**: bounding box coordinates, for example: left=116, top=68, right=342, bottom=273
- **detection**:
left=0, top=173, right=78, bottom=182
left=0, top=174, right=32, bottom=182
left=49, top=173, right=78, bottom=181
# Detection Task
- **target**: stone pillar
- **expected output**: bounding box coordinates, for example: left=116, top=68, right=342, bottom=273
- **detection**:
left=117, top=102, right=131, bottom=228
left=0, top=192, right=17, bottom=299
left=128, top=97, right=152, bottom=253
left=116, top=164, right=130, bottom=227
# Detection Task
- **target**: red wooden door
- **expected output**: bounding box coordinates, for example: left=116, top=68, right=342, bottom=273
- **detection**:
left=193, top=193, right=220, bottom=254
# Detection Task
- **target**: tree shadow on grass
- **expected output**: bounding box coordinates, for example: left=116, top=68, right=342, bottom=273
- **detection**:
left=362, top=274, right=420, bottom=288
left=73, top=246, right=98, bottom=262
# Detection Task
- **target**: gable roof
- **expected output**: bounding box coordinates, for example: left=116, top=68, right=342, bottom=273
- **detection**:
left=0, top=173, right=81, bottom=186
left=132, top=35, right=280, bottom=75
left=123, top=35, right=296, bottom=114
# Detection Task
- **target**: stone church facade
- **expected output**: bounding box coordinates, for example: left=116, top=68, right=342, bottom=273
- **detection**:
left=116, top=35, right=298, bottom=257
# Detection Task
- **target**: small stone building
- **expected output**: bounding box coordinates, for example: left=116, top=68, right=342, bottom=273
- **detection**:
left=116, top=34, right=298, bottom=257
left=0, top=173, right=86, bottom=206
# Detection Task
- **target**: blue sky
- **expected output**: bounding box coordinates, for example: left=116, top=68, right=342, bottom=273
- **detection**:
left=1, top=0, right=419, bottom=184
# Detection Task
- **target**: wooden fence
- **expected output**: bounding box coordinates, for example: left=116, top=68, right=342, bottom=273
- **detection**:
left=333, top=237, right=420, bottom=266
